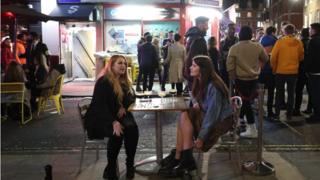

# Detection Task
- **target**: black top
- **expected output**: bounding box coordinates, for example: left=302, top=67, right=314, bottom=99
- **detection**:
left=305, top=35, right=320, bottom=74
left=208, top=47, right=220, bottom=74
left=84, top=76, right=135, bottom=139
left=138, top=42, right=158, bottom=69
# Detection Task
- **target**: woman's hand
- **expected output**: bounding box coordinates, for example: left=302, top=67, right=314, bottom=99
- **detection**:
left=112, top=121, right=123, bottom=137
left=194, top=138, right=204, bottom=149
left=193, top=103, right=200, bottom=109
left=117, top=107, right=126, bottom=119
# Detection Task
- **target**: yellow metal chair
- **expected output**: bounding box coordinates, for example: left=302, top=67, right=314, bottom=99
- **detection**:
left=1, top=82, right=32, bottom=125
left=37, top=75, right=64, bottom=115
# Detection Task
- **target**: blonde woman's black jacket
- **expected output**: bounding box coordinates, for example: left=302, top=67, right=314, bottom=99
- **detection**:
left=84, top=76, right=135, bottom=139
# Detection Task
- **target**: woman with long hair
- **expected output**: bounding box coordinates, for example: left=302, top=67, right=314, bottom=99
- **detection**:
left=85, top=55, right=138, bottom=179
left=159, top=55, right=233, bottom=177
left=3, top=61, right=26, bottom=83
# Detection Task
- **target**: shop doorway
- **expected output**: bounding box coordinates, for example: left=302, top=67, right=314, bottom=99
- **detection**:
left=60, top=22, right=96, bottom=79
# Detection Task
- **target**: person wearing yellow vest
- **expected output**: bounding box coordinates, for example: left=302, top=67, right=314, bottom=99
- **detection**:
left=271, top=24, right=304, bottom=121
left=15, top=33, right=27, bottom=65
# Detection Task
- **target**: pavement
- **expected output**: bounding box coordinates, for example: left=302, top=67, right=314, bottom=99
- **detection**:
left=2, top=79, right=320, bottom=180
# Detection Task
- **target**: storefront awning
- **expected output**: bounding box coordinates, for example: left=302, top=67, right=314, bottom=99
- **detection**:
left=50, top=4, right=97, bottom=21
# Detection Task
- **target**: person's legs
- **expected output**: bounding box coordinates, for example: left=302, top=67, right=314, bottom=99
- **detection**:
left=104, top=135, right=123, bottom=179
left=123, top=124, right=139, bottom=178
left=171, top=83, right=175, bottom=90
left=286, top=75, right=297, bottom=120
left=176, top=83, right=183, bottom=96
left=266, top=74, right=275, bottom=117
left=136, top=66, right=143, bottom=91
left=275, top=74, right=285, bottom=118
left=159, top=111, right=196, bottom=177
left=141, top=68, right=148, bottom=91
left=307, top=75, right=320, bottom=121
left=148, top=68, right=155, bottom=91
left=294, top=73, right=305, bottom=115
left=304, top=77, right=313, bottom=114
left=161, top=64, right=169, bottom=91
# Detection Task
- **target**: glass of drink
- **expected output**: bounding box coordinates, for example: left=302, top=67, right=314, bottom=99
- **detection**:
left=158, top=91, right=166, bottom=103
left=169, top=89, right=177, bottom=102
left=144, top=89, right=152, bottom=105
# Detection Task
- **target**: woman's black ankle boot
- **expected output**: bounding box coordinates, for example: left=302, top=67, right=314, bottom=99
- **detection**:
left=172, top=149, right=197, bottom=176
left=160, top=149, right=176, bottom=166
left=126, top=166, right=135, bottom=179
left=103, top=163, right=118, bottom=180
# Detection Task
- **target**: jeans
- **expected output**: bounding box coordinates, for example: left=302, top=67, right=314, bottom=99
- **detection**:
left=275, top=74, right=297, bottom=117
left=235, top=79, right=258, bottom=124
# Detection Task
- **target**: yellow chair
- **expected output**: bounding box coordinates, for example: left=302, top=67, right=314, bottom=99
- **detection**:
left=38, top=75, right=64, bottom=115
left=1, top=82, right=32, bottom=125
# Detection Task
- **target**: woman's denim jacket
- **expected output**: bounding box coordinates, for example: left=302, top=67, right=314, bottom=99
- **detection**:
left=191, top=82, right=233, bottom=141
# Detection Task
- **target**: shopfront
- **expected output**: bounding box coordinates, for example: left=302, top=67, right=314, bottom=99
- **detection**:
left=49, top=3, right=100, bottom=78
left=42, top=0, right=222, bottom=79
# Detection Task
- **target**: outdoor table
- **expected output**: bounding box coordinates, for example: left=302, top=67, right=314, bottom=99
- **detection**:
left=128, top=97, right=189, bottom=174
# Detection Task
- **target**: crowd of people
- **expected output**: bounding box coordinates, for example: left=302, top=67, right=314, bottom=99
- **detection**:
left=84, top=19, right=320, bottom=179
left=1, top=31, right=66, bottom=120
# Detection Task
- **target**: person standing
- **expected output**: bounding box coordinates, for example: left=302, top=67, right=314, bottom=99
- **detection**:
left=84, top=55, right=139, bottom=179
left=161, top=30, right=174, bottom=91
left=220, top=23, right=239, bottom=87
left=138, top=35, right=158, bottom=91
left=184, top=16, right=209, bottom=90
left=136, top=32, right=150, bottom=91
left=1, top=38, right=13, bottom=72
left=27, top=32, right=49, bottom=66
left=152, top=38, right=162, bottom=89
left=207, top=36, right=220, bottom=74
left=305, top=23, right=320, bottom=122
left=293, top=28, right=312, bottom=116
left=259, top=26, right=278, bottom=120
left=165, top=33, right=186, bottom=95
left=271, top=24, right=304, bottom=121
left=227, top=26, right=268, bottom=138
left=15, top=33, right=27, bottom=65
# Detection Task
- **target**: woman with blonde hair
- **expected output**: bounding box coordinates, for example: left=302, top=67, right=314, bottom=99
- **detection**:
left=85, top=55, right=138, bottom=179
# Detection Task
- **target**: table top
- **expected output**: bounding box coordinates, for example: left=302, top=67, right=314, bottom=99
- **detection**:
left=129, top=97, right=189, bottom=112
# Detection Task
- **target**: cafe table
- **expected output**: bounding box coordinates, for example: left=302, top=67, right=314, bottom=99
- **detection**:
left=128, top=97, right=189, bottom=174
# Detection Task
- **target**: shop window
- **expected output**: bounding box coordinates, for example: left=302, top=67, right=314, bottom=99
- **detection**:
left=304, top=15, right=308, bottom=27
left=247, top=12, right=252, bottom=18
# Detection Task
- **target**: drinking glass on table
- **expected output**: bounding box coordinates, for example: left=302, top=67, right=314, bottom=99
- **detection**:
left=144, top=89, right=152, bottom=105
left=169, top=89, right=177, bottom=102
left=158, top=91, right=166, bottom=103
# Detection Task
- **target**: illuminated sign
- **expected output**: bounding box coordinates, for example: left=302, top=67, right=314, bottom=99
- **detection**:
left=189, top=0, right=221, bottom=7
left=58, top=0, right=180, bottom=3
left=105, top=6, right=180, bottom=20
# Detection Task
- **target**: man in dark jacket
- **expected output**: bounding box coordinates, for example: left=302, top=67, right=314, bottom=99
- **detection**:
left=184, top=16, right=209, bottom=90
left=185, top=16, right=209, bottom=53
left=220, top=23, right=238, bottom=87
left=138, top=35, right=158, bottom=91
left=26, top=32, right=49, bottom=66
left=305, top=23, right=320, bottom=122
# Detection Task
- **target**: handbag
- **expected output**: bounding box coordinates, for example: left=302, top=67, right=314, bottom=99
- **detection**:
left=201, top=115, right=235, bottom=152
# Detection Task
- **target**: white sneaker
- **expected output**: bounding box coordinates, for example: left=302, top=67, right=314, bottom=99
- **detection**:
left=240, top=124, right=257, bottom=138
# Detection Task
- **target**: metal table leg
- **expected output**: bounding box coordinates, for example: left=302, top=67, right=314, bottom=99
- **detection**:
left=135, top=111, right=165, bottom=175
